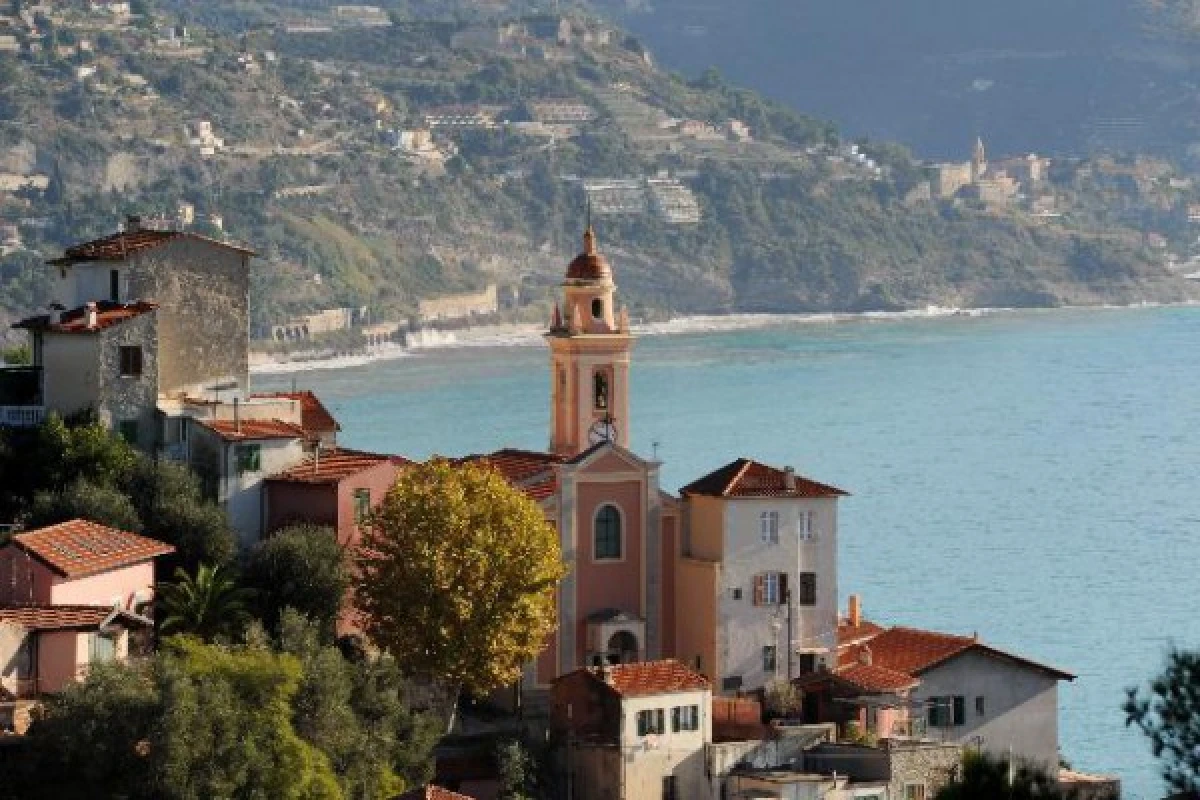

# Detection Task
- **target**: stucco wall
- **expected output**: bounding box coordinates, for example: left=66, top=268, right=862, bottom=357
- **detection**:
left=684, top=495, right=724, bottom=561
left=619, top=688, right=713, bottom=800
left=675, top=558, right=718, bottom=677
left=913, top=649, right=1062, bottom=768
left=39, top=332, right=100, bottom=417
left=265, top=482, right=338, bottom=536
left=660, top=511, right=678, bottom=658
left=0, top=546, right=54, bottom=605
left=574, top=479, right=644, bottom=665
left=127, top=238, right=250, bottom=395
left=717, top=496, right=839, bottom=693
left=334, top=461, right=401, bottom=548
left=37, top=631, right=82, bottom=693
left=48, top=562, right=155, bottom=609
left=223, top=437, right=307, bottom=549
left=0, top=624, right=30, bottom=696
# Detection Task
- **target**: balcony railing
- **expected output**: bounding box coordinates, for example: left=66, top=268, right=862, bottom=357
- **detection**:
left=0, top=405, right=45, bottom=427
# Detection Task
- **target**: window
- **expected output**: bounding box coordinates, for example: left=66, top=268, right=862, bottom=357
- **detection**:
left=109, top=269, right=120, bottom=302
left=759, top=510, right=779, bottom=544
left=119, top=345, right=143, bottom=377
left=797, top=653, right=817, bottom=675
left=594, top=504, right=622, bottom=560
left=593, top=371, right=609, bottom=410
left=731, top=587, right=742, bottom=601
left=662, top=776, right=678, bottom=800
left=591, top=297, right=604, bottom=319
left=117, top=419, right=139, bottom=443
left=976, top=695, right=986, bottom=716
left=799, top=510, right=816, bottom=540
left=722, top=676, right=743, bottom=692
left=927, top=696, right=966, bottom=727
left=671, top=705, right=699, bottom=732
left=904, top=784, right=927, bottom=800
left=762, top=645, right=777, bottom=674
left=797, top=572, right=817, bottom=606
left=753, top=572, right=787, bottom=606
left=636, top=708, right=665, bottom=736
left=236, top=444, right=261, bottom=474
left=353, top=488, right=371, bottom=522
left=89, top=632, right=116, bottom=663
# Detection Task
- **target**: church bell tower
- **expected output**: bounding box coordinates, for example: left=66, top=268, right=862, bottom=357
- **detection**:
left=546, top=223, right=633, bottom=457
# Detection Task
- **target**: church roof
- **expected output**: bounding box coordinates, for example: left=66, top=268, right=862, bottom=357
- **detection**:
left=564, top=225, right=612, bottom=283
left=680, top=458, right=848, bottom=499
left=458, top=448, right=563, bottom=502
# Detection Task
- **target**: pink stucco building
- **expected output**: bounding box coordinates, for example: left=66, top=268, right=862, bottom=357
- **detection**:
left=0, top=519, right=174, bottom=727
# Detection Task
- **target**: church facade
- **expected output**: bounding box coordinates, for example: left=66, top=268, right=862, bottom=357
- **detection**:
left=465, top=225, right=848, bottom=693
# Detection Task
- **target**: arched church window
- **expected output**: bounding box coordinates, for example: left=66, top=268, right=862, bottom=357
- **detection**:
left=594, top=504, right=622, bottom=560
left=593, top=372, right=609, bottom=410
left=591, top=297, right=604, bottom=319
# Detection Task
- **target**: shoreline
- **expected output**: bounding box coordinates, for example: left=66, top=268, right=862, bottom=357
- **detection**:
left=248, top=301, right=1192, bottom=376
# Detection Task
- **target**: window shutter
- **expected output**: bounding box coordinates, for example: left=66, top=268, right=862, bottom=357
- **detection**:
left=753, top=574, right=764, bottom=606
left=778, top=572, right=788, bottom=605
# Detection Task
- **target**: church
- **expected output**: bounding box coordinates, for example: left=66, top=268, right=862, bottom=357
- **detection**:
left=461, top=224, right=849, bottom=697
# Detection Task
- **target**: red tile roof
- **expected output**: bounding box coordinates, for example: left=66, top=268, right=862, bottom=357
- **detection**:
left=251, top=391, right=341, bottom=434
left=46, top=228, right=256, bottom=265
left=267, top=448, right=408, bottom=484
left=14, top=301, right=157, bottom=334
left=0, top=604, right=150, bottom=631
left=838, top=618, right=886, bottom=647
left=571, top=659, right=710, bottom=698
left=680, top=458, right=848, bottom=499
left=839, top=626, right=1075, bottom=681
left=393, top=786, right=475, bottom=800
left=834, top=662, right=920, bottom=693
left=458, top=448, right=563, bottom=502
left=12, top=519, right=174, bottom=579
left=196, top=418, right=306, bottom=442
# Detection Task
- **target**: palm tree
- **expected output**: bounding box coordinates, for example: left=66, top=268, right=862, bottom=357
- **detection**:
left=158, top=563, right=255, bottom=641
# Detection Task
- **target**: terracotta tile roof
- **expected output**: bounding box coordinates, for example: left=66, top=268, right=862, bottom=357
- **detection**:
left=14, top=301, right=157, bottom=334
left=838, top=618, right=886, bottom=647
left=0, top=604, right=150, bottom=631
left=679, top=458, right=848, bottom=499
left=458, top=448, right=563, bottom=502
left=46, top=228, right=256, bottom=265
left=196, top=418, right=306, bottom=442
left=251, top=391, right=341, bottom=434
left=839, top=626, right=1075, bottom=681
left=834, top=663, right=920, bottom=693
left=393, top=786, right=475, bottom=800
left=12, top=519, right=174, bottom=579
left=571, top=659, right=710, bottom=698
left=267, top=448, right=408, bottom=484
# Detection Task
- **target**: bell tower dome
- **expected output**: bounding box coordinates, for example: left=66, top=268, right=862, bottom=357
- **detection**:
left=546, top=223, right=633, bottom=457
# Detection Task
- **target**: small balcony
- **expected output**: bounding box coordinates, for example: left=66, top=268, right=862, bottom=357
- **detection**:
left=0, top=366, right=44, bottom=428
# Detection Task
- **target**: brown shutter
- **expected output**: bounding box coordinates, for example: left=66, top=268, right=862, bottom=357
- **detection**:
left=753, top=574, right=764, bottom=606
left=778, top=572, right=789, bottom=605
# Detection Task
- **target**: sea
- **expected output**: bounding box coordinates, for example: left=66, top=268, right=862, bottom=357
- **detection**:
left=254, top=305, right=1200, bottom=799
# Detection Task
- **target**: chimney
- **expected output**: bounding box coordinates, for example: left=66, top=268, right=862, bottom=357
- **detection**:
left=784, top=466, right=796, bottom=491
left=126, top=214, right=143, bottom=232
left=313, top=442, right=321, bottom=474
left=233, top=397, right=241, bottom=435
left=858, top=645, right=872, bottom=667
left=848, top=594, right=861, bottom=628
left=84, top=301, right=98, bottom=330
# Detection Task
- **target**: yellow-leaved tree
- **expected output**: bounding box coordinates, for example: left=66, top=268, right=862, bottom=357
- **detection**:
left=355, top=459, right=568, bottom=700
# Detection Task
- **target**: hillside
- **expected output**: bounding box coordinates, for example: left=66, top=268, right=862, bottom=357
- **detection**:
left=607, top=0, right=1200, bottom=161
left=0, top=0, right=1195, bottom=342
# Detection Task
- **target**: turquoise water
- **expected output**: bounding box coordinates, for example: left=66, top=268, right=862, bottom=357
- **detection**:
left=256, top=306, right=1200, bottom=799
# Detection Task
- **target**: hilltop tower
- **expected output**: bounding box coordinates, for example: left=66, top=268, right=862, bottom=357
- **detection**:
left=971, top=136, right=988, bottom=182
left=546, top=222, right=633, bottom=457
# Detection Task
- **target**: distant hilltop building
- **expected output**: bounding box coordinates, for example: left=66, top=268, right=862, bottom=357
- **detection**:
left=928, top=137, right=1048, bottom=209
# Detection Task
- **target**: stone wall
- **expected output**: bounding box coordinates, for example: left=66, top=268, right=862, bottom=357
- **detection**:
left=96, top=310, right=159, bottom=450
left=880, top=739, right=962, bottom=800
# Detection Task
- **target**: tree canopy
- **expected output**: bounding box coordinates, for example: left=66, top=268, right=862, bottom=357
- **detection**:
left=355, top=459, right=567, bottom=697
left=244, top=524, right=350, bottom=640
left=934, top=752, right=1067, bottom=800
left=1125, top=647, right=1200, bottom=796
left=159, top=564, right=255, bottom=642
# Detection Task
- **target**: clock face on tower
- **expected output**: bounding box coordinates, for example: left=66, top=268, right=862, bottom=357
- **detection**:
left=588, top=417, right=618, bottom=446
